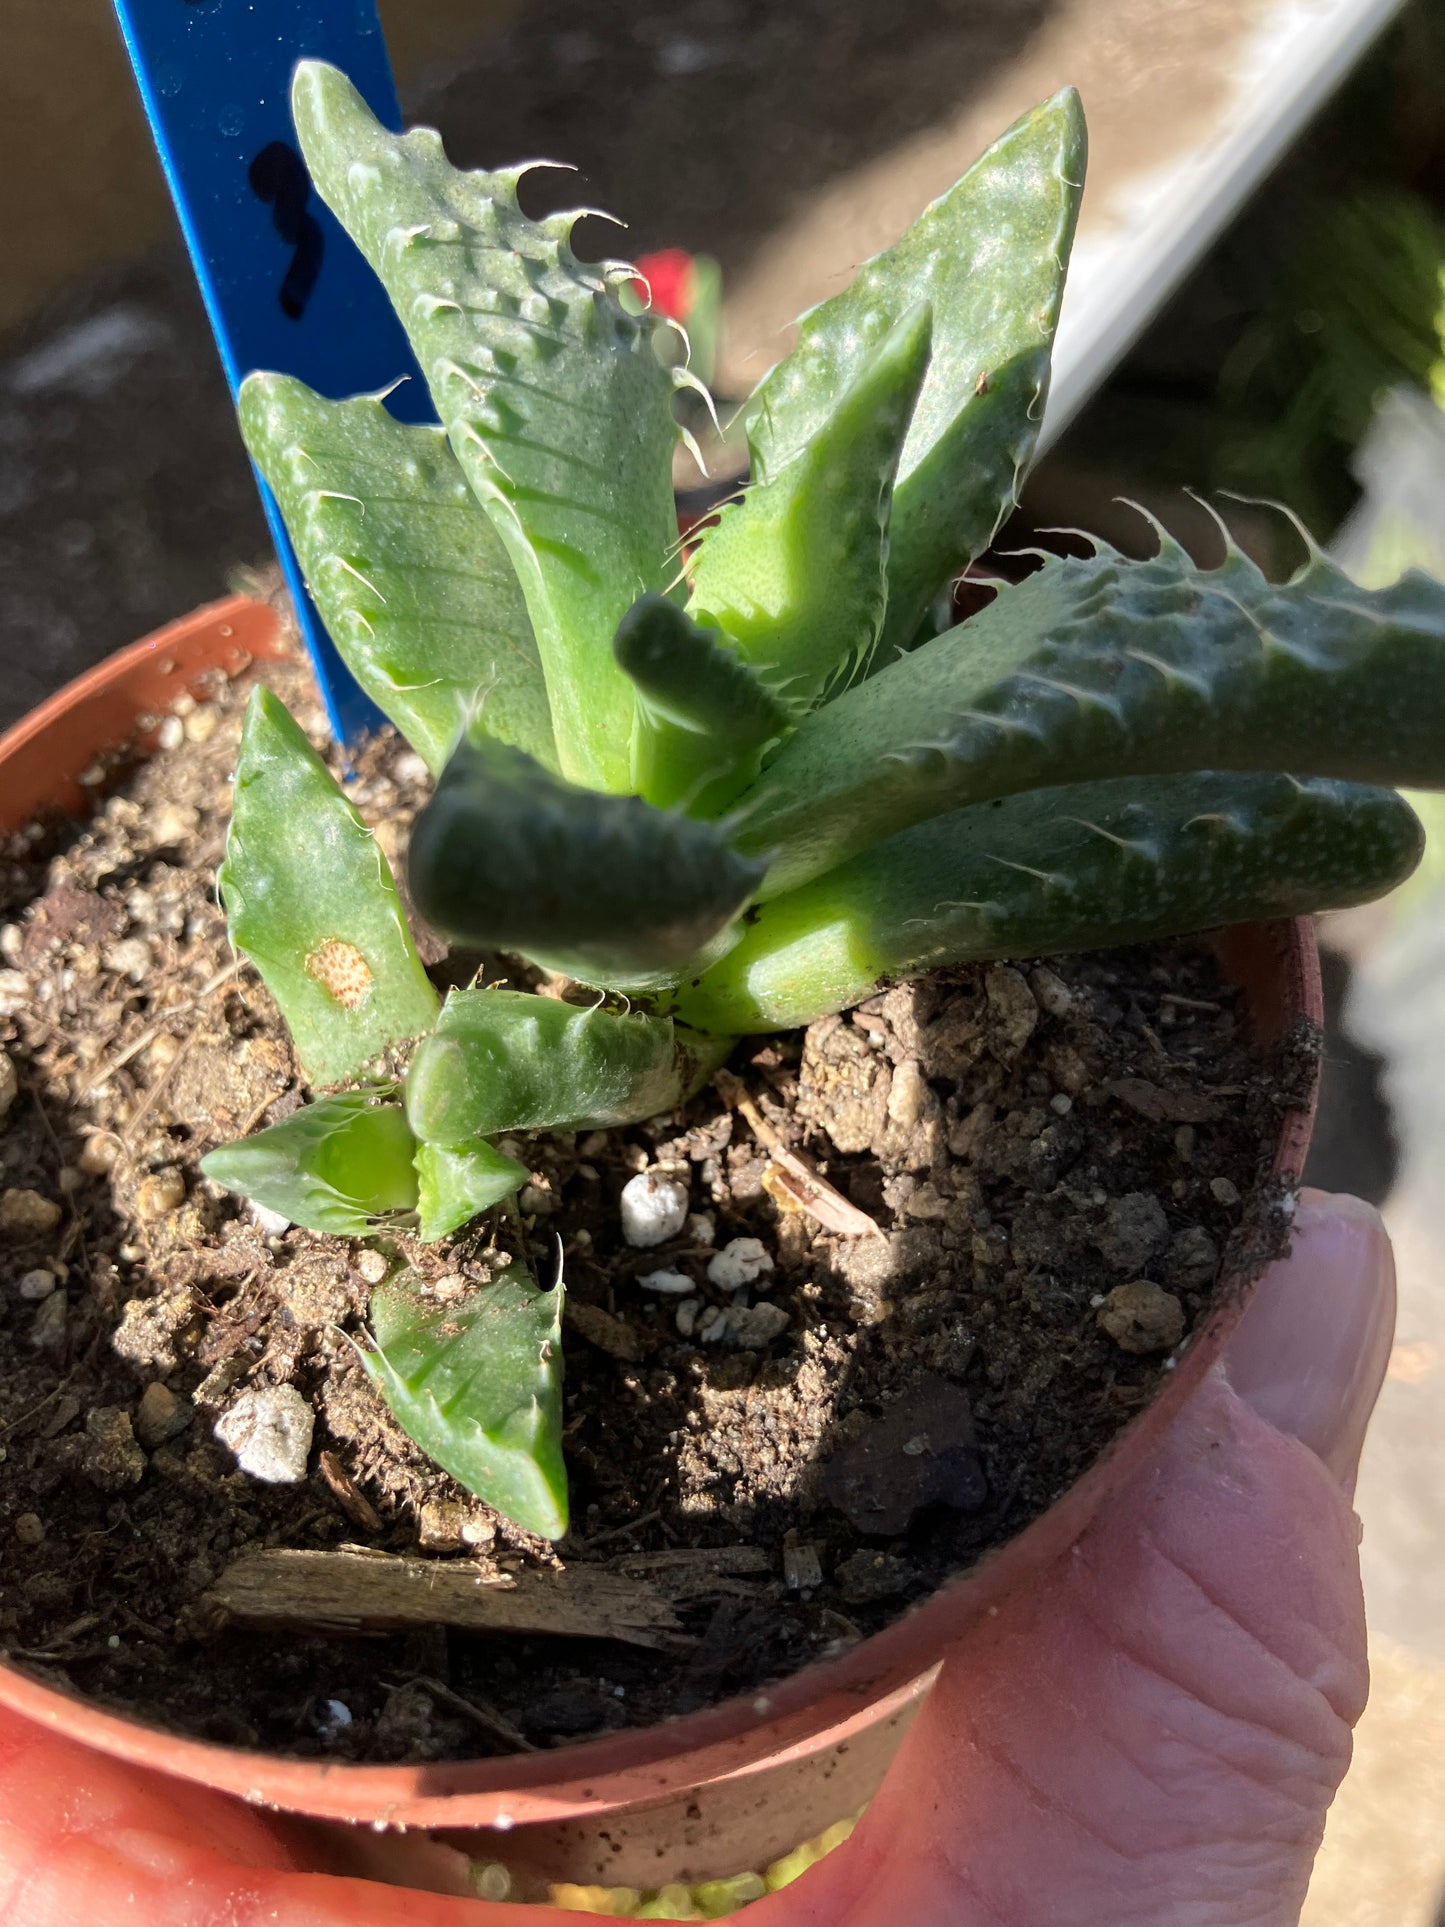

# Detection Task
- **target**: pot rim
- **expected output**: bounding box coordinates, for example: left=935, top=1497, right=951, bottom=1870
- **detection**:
left=0, top=599, right=1322, bottom=1826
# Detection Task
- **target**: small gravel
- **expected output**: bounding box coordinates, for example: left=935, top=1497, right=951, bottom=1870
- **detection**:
left=1097, top=1280, right=1186, bottom=1356
left=214, top=1384, right=315, bottom=1484
left=707, top=1237, right=774, bottom=1290
left=618, top=1170, right=690, bottom=1247
left=637, top=1268, right=695, bottom=1295
left=0, top=1187, right=62, bottom=1237
left=135, top=1381, right=190, bottom=1450
left=135, top=1169, right=186, bottom=1221
left=28, top=1291, right=67, bottom=1357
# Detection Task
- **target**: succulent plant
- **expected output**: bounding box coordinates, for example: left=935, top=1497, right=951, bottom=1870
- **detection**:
left=205, top=61, right=1445, bottom=1539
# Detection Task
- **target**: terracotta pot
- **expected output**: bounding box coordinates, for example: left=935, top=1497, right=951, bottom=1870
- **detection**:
left=0, top=598, right=1323, bottom=1894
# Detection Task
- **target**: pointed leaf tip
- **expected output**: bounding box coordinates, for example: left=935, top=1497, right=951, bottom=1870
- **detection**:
left=743, top=91, right=1086, bottom=663
left=365, top=1265, right=568, bottom=1540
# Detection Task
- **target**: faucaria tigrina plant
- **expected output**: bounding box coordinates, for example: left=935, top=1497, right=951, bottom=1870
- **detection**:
left=203, top=62, right=1445, bottom=1538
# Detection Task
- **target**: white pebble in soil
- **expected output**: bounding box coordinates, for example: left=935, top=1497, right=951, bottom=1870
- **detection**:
left=675, top=1297, right=701, bottom=1337
left=707, top=1237, right=774, bottom=1290
left=214, top=1384, right=315, bottom=1484
left=248, top=1200, right=291, bottom=1238
left=0, top=1050, right=17, bottom=1117
left=392, top=751, right=430, bottom=787
left=0, top=972, right=32, bottom=1019
left=0, top=1189, right=59, bottom=1237
left=313, top=1698, right=354, bottom=1741
left=697, top=1306, right=731, bottom=1345
left=103, top=938, right=153, bottom=984
left=17, top=1269, right=55, bottom=1300
left=638, top=1269, right=694, bottom=1295
left=619, top=1170, right=690, bottom=1247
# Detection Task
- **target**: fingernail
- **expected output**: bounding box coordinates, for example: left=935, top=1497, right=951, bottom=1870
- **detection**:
left=1223, top=1190, right=1395, bottom=1489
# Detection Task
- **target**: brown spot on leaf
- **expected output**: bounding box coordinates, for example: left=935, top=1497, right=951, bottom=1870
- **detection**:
left=305, top=940, right=372, bottom=1009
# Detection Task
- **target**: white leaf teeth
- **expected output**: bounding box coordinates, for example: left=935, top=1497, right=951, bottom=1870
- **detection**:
left=670, top=363, right=722, bottom=435
left=676, top=422, right=708, bottom=478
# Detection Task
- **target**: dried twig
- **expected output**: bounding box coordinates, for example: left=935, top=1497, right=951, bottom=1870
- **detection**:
left=382, top=1673, right=537, bottom=1752
left=317, top=1450, right=383, bottom=1533
left=79, top=959, right=242, bottom=1097
left=720, top=1073, right=884, bottom=1240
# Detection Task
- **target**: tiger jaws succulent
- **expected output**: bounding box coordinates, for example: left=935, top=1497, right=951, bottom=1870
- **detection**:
left=204, top=59, right=1445, bottom=1539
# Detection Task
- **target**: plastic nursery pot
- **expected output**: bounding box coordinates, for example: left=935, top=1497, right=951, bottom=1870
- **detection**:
left=0, top=599, right=1324, bottom=1896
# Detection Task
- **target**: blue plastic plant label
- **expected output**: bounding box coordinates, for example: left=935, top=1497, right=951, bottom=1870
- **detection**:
left=111, top=0, right=435, bottom=740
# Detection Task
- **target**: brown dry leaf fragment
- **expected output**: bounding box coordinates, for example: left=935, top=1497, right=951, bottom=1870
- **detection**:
left=762, top=1158, right=882, bottom=1240
left=1102, top=1077, right=1223, bottom=1124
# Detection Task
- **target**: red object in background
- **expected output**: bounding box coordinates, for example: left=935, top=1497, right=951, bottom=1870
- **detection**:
left=633, top=247, right=695, bottom=321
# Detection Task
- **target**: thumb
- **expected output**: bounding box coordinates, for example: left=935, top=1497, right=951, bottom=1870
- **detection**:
left=772, top=1192, right=1394, bottom=1927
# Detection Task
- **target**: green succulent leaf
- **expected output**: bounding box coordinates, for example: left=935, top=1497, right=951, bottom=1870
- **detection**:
left=406, top=733, right=764, bottom=982
left=364, top=1263, right=567, bottom=1540
left=613, top=593, right=791, bottom=812
left=406, top=986, right=696, bottom=1143
left=687, top=302, right=934, bottom=707
left=220, top=687, right=440, bottom=1083
left=734, top=538, right=1445, bottom=899
left=675, top=773, right=1423, bottom=1033
left=201, top=1092, right=420, bottom=1235
left=415, top=1138, right=529, bottom=1242
left=744, top=89, right=1085, bottom=660
left=238, top=373, right=553, bottom=776
left=292, top=59, right=681, bottom=793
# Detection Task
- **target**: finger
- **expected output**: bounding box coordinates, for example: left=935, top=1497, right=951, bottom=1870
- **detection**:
left=768, top=1192, right=1392, bottom=1927
left=1224, top=1188, right=1396, bottom=1493
left=0, top=1711, right=567, bottom=1927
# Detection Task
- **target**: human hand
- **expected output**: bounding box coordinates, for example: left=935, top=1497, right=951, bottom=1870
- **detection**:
left=0, top=1191, right=1392, bottom=1927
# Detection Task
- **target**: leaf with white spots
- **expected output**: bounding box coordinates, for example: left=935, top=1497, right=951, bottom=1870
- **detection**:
left=292, top=60, right=681, bottom=793
left=238, top=374, right=553, bottom=776
left=612, top=593, right=791, bottom=812
left=220, top=687, right=439, bottom=1084
left=687, top=304, right=933, bottom=711
left=406, top=734, right=763, bottom=984
left=743, top=90, right=1085, bottom=660
left=677, top=773, right=1424, bottom=1032
left=731, top=538, right=1445, bottom=898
